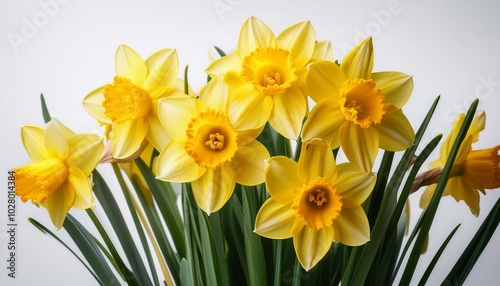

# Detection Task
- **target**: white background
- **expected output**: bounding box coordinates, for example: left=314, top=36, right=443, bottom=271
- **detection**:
left=1, top=0, right=499, bottom=285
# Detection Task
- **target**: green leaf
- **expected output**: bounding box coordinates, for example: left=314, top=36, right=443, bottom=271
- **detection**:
left=40, top=93, right=52, bottom=123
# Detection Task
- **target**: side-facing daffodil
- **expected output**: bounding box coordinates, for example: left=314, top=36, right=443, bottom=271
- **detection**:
left=302, top=37, right=415, bottom=174
left=206, top=17, right=330, bottom=140
left=14, top=119, right=103, bottom=229
left=419, top=111, right=500, bottom=216
left=254, top=141, right=376, bottom=270
left=83, top=45, right=188, bottom=159
left=156, top=76, right=270, bottom=214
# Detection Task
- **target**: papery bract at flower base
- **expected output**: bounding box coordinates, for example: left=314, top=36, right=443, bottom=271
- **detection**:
left=420, top=111, right=500, bottom=216
left=206, top=17, right=333, bottom=140
left=83, top=45, right=188, bottom=159
left=155, top=76, right=270, bottom=214
left=14, top=119, right=103, bottom=229
left=302, top=37, right=415, bottom=174
left=254, top=142, right=376, bottom=271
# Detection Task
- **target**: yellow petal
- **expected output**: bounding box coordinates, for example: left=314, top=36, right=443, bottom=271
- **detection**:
left=43, top=181, right=75, bottom=229
left=67, top=166, right=94, bottom=210
left=143, top=49, right=178, bottom=98
left=199, top=75, right=229, bottom=113
left=419, top=184, right=436, bottom=209
left=255, top=198, right=298, bottom=239
left=206, top=54, right=242, bottom=77
left=115, top=45, right=147, bottom=86
left=306, top=61, right=346, bottom=103
left=468, top=111, right=486, bottom=143
left=312, top=40, right=334, bottom=61
left=277, top=21, right=315, bottom=68
left=229, top=84, right=272, bottom=131
left=66, top=134, right=103, bottom=176
left=83, top=85, right=112, bottom=124
left=335, top=163, right=376, bottom=205
left=21, top=125, right=49, bottom=161
left=112, top=118, right=148, bottom=159
left=265, top=156, right=302, bottom=204
left=268, top=87, right=306, bottom=140
left=339, top=122, right=378, bottom=174
left=298, top=141, right=337, bottom=183
left=145, top=112, right=169, bottom=152
left=371, top=72, right=413, bottom=109
left=192, top=165, right=235, bottom=214
left=238, top=17, right=276, bottom=56
left=45, top=119, right=69, bottom=159
left=332, top=204, right=370, bottom=246
left=235, top=125, right=265, bottom=146
left=301, top=98, right=343, bottom=148
left=294, top=226, right=334, bottom=271
left=156, top=140, right=204, bottom=182
left=374, top=110, right=415, bottom=151
left=341, top=37, right=373, bottom=80
left=231, top=141, right=270, bottom=186
left=158, top=97, right=205, bottom=141
left=450, top=177, right=480, bottom=216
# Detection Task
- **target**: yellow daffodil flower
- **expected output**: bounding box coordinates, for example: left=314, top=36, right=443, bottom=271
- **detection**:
left=14, top=119, right=103, bottom=229
left=206, top=17, right=330, bottom=140
left=83, top=45, right=188, bottom=159
left=302, top=37, right=415, bottom=174
left=254, top=142, right=376, bottom=270
left=155, top=76, right=270, bottom=214
left=420, top=111, right=500, bottom=216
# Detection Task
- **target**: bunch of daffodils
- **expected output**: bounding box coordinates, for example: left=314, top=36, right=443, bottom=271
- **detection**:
left=14, top=17, right=499, bottom=286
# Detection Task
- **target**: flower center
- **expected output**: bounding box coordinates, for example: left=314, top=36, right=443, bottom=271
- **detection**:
left=103, top=76, right=152, bottom=123
left=339, top=79, right=386, bottom=128
left=241, top=47, right=297, bottom=95
left=15, top=158, right=69, bottom=204
left=185, top=109, right=238, bottom=168
left=292, top=177, right=343, bottom=231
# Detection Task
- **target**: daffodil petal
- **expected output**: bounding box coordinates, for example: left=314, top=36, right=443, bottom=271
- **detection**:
left=419, top=184, right=436, bottom=209
left=298, top=141, right=337, bottom=183
left=371, top=72, right=413, bottom=109
left=112, top=118, right=148, bottom=159
left=143, top=49, right=178, bottom=98
left=199, top=75, right=229, bottom=113
left=43, top=181, right=75, bottom=229
left=301, top=98, right=343, bottom=148
left=66, top=134, right=103, bottom=176
left=265, top=156, right=302, bottom=204
left=277, top=21, right=315, bottom=68
left=231, top=141, right=270, bottom=186
left=115, top=45, right=147, bottom=86
left=229, top=84, right=272, bottom=131
left=339, top=122, right=378, bottom=174
left=312, top=40, right=334, bottom=61
left=156, top=140, right=204, bottom=182
left=206, top=54, right=242, bottom=77
left=255, top=198, right=297, bottom=239
left=235, top=125, right=265, bottom=146
left=335, top=163, right=376, bottom=205
left=306, top=61, right=346, bottom=103
left=341, top=37, right=373, bottom=80
left=294, top=226, right=334, bottom=271
left=192, top=165, right=235, bottom=214
left=45, top=119, right=69, bottom=159
left=158, top=97, right=205, bottom=141
left=450, top=177, right=480, bottom=216
left=332, top=204, right=370, bottom=246
left=21, top=125, right=49, bottom=161
left=374, top=110, right=415, bottom=151
left=238, top=17, right=276, bottom=56
left=468, top=111, right=486, bottom=143
left=83, top=85, right=112, bottom=124
left=67, top=166, right=94, bottom=210
left=269, top=87, right=306, bottom=140
left=145, top=112, right=169, bottom=152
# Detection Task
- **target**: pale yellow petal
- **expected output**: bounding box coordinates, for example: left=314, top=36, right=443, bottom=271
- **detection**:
left=45, top=119, right=69, bottom=159
left=339, top=122, right=379, bottom=174
left=255, top=198, right=298, bottom=239
left=231, top=141, right=270, bottom=186
left=419, top=184, right=437, bottom=209
left=301, top=98, right=344, bottom=148
left=235, top=125, right=265, bottom=146
left=450, top=177, right=480, bottom=216
left=374, top=110, right=415, bottom=151
left=371, top=72, right=413, bottom=109
left=83, top=85, right=112, bottom=124
left=115, top=45, right=147, bottom=85
left=341, top=37, right=373, bottom=80
left=269, top=87, right=307, bottom=140
left=67, top=166, right=94, bottom=210
left=145, top=112, right=169, bottom=152
left=277, top=21, right=315, bottom=68
left=112, top=118, right=148, bottom=159
left=43, top=181, right=75, bottom=229
left=192, top=165, right=235, bottom=214
left=199, top=75, right=229, bottom=113
left=298, top=141, right=337, bottom=183
left=158, top=97, right=205, bottom=141
left=312, top=40, right=334, bottom=61
left=238, top=17, right=276, bottom=56
left=468, top=111, right=486, bottom=143
left=306, top=61, right=346, bottom=103
left=66, top=134, right=103, bottom=176
left=206, top=54, right=242, bottom=77
left=143, top=49, right=178, bottom=98
left=21, top=125, right=49, bottom=161
left=294, top=226, right=334, bottom=271
left=332, top=204, right=370, bottom=246
left=156, top=140, right=204, bottom=182
left=265, top=156, right=302, bottom=204
left=229, top=84, right=272, bottom=131
left=335, top=163, right=376, bottom=205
